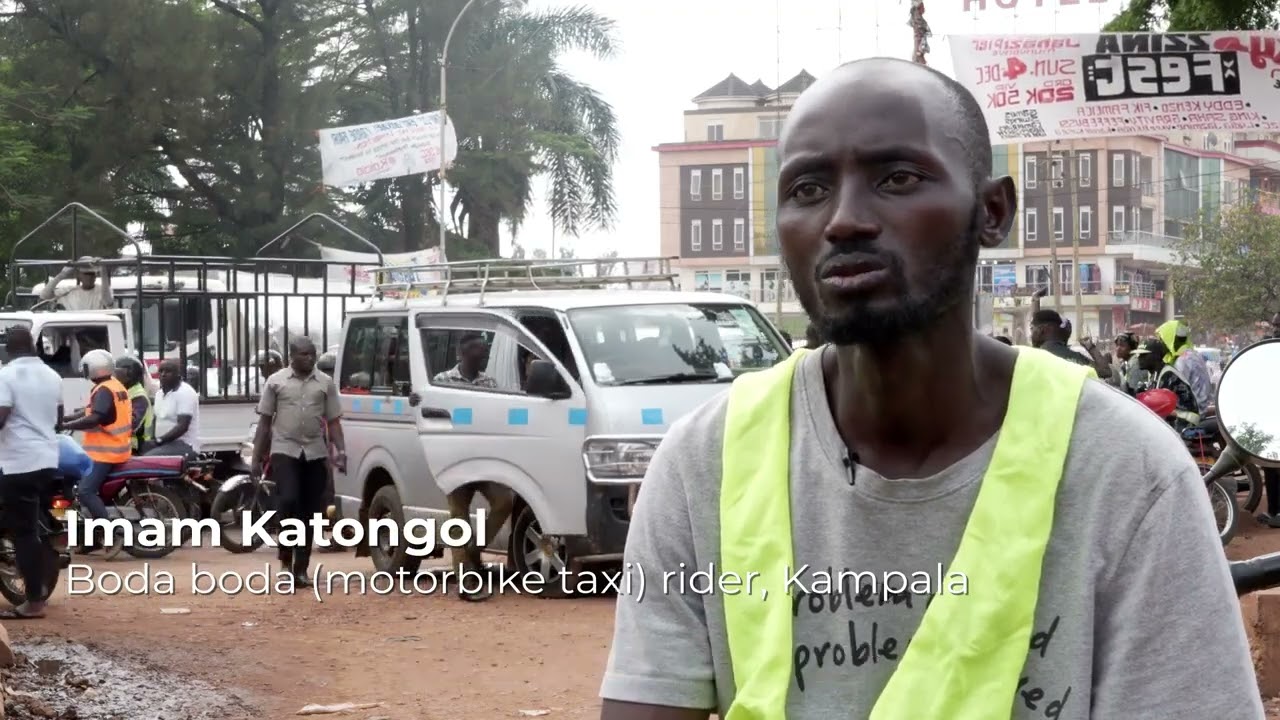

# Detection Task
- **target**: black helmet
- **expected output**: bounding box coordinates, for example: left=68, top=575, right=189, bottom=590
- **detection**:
left=255, top=349, right=283, bottom=371
left=113, top=354, right=146, bottom=386
left=317, top=351, right=336, bottom=374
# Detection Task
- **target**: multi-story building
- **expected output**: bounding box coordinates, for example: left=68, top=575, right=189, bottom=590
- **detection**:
left=658, top=72, right=1280, bottom=339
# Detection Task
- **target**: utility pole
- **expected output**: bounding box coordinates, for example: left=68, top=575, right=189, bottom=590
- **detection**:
left=439, top=0, right=486, bottom=264
left=1069, top=138, right=1084, bottom=333
left=1045, top=149, right=1061, bottom=310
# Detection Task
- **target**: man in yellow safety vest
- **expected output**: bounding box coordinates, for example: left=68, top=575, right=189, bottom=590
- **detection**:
left=598, top=58, right=1260, bottom=719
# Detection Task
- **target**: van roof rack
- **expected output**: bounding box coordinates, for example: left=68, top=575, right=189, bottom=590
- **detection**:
left=374, top=256, right=679, bottom=305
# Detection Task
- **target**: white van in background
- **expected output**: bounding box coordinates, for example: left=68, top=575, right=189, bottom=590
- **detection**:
left=330, top=257, right=792, bottom=596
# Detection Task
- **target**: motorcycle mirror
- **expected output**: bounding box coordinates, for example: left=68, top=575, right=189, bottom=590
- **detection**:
left=1215, top=337, right=1280, bottom=467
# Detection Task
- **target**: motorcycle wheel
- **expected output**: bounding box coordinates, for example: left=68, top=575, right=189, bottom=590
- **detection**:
left=1209, top=479, right=1239, bottom=547
left=210, top=484, right=269, bottom=554
left=1240, top=463, right=1264, bottom=514
left=119, top=486, right=186, bottom=559
left=0, top=536, right=59, bottom=607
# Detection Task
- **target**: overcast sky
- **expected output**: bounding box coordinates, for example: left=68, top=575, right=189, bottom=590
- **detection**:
left=506, top=0, right=1130, bottom=260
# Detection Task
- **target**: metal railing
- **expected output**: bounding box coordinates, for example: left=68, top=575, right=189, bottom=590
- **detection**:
left=373, top=256, right=679, bottom=305
left=1107, top=230, right=1179, bottom=248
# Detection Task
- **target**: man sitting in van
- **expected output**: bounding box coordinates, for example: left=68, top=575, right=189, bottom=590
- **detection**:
left=433, top=333, right=497, bottom=389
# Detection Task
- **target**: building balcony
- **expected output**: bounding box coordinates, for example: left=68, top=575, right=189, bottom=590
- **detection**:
left=1106, top=231, right=1181, bottom=265
left=982, top=281, right=1160, bottom=311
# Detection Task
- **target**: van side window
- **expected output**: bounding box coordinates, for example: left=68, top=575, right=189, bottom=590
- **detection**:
left=38, top=324, right=111, bottom=378
left=422, top=326, right=544, bottom=395
left=339, top=316, right=410, bottom=395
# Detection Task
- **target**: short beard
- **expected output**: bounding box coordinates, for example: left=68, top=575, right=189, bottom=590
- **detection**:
left=799, top=205, right=983, bottom=347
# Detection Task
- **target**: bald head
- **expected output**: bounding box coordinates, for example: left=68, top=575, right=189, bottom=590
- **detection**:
left=781, top=57, right=993, bottom=188
left=157, top=358, right=183, bottom=390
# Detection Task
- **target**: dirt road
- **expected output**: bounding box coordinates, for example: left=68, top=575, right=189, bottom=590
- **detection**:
left=8, top=547, right=617, bottom=719
left=5, top=514, right=1280, bottom=719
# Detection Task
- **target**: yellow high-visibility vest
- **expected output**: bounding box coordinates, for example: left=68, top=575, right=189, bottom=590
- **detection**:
left=720, top=346, right=1089, bottom=719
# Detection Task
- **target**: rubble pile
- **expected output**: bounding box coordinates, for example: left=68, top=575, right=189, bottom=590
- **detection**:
left=0, top=629, right=254, bottom=719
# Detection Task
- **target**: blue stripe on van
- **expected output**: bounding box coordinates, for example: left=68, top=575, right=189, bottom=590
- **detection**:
left=508, top=408, right=529, bottom=425
left=351, top=398, right=363, bottom=412
left=641, top=408, right=664, bottom=425
left=568, top=408, right=588, bottom=426
left=372, top=399, right=384, bottom=414
left=393, top=399, right=404, bottom=415
left=452, top=407, right=474, bottom=425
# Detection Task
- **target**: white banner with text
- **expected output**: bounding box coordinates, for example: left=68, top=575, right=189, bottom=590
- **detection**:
left=314, top=244, right=441, bottom=290
left=949, top=32, right=1280, bottom=143
left=317, top=111, right=458, bottom=187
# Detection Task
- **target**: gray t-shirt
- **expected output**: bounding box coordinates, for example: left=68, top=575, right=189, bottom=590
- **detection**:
left=600, top=350, right=1262, bottom=719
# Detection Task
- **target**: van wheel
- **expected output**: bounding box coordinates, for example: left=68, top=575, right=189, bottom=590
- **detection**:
left=367, top=485, right=422, bottom=575
left=510, top=504, right=572, bottom=599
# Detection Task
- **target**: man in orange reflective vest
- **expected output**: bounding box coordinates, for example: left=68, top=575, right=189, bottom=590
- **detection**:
left=60, top=349, right=132, bottom=521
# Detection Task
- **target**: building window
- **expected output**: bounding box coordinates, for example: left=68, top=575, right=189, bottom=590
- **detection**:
left=1113, top=154, right=1125, bottom=187
left=1057, top=261, right=1074, bottom=294
left=1051, top=155, right=1065, bottom=188
left=1052, top=207, right=1064, bottom=239
left=758, top=117, right=782, bottom=138
left=1025, top=264, right=1050, bottom=291
left=724, top=269, right=751, bottom=299
left=1078, top=155, right=1092, bottom=187
left=1024, top=157, right=1037, bottom=189
left=712, top=219, right=724, bottom=250
left=712, top=169, right=723, bottom=200
left=976, top=262, right=1016, bottom=295
left=733, top=168, right=745, bottom=199
left=706, top=123, right=724, bottom=141
left=1132, top=207, right=1141, bottom=232
left=690, top=220, right=702, bottom=252
left=1025, top=208, right=1037, bottom=241
left=1079, top=263, right=1102, bottom=294
left=733, top=218, right=745, bottom=250
left=1141, top=157, right=1155, bottom=196
left=693, top=271, right=722, bottom=292
left=690, top=169, right=702, bottom=201
left=1112, top=206, right=1125, bottom=233
left=1079, top=206, right=1092, bottom=238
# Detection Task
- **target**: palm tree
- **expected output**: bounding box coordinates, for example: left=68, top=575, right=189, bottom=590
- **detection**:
left=444, top=4, right=620, bottom=256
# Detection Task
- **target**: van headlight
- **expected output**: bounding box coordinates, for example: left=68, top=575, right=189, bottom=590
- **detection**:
left=583, top=438, right=659, bottom=482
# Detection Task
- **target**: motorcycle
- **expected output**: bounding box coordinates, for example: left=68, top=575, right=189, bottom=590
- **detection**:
left=1137, top=388, right=1240, bottom=545
left=53, top=453, right=188, bottom=560
left=167, top=454, right=224, bottom=521
left=1201, top=337, right=1280, bottom=596
left=209, top=433, right=277, bottom=554
left=1180, top=408, right=1264, bottom=514
left=0, top=483, right=72, bottom=607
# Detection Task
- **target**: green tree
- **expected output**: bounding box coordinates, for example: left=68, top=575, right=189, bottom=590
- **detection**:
left=1105, top=0, right=1279, bottom=30
left=1170, top=203, right=1280, bottom=333
left=1228, top=421, right=1278, bottom=458
left=337, top=1, right=619, bottom=256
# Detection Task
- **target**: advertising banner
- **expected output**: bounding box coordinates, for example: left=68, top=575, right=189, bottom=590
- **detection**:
left=949, top=32, right=1280, bottom=143
left=316, top=111, right=458, bottom=187
left=314, top=244, right=441, bottom=291
left=962, top=0, right=1113, bottom=12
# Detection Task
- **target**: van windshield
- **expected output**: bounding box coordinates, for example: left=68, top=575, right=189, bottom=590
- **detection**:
left=566, top=303, right=787, bottom=385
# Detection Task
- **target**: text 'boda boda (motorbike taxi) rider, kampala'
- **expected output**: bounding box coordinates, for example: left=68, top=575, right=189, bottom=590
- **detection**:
left=598, top=57, right=1263, bottom=720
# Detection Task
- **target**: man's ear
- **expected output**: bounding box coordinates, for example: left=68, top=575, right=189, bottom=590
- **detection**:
left=979, top=176, right=1017, bottom=250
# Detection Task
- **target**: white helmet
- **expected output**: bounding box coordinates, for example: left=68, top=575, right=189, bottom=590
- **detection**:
left=80, top=349, right=115, bottom=380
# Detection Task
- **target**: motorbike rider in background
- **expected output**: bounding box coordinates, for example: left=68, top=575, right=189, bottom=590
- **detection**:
left=1158, top=320, right=1213, bottom=413
left=1133, top=337, right=1201, bottom=433
left=113, top=355, right=153, bottom=453
left=60, top=350, right=133, bottom=549
left=1109, top=332, right=1148, bottom=396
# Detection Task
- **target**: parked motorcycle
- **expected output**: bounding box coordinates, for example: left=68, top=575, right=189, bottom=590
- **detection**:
left=1202, top=338, right=1280, bottom=595
left=167, top=454, right=224, bottom=521
left=209, top=434, right=276, bottom=554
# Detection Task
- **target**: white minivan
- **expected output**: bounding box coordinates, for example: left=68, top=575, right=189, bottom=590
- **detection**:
left=330, top=267, right=791, bottom=593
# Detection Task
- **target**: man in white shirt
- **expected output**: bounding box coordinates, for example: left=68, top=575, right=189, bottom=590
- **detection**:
left=145, top=359, right=200, bottom=456
left=38, top=256, right=112, bottom=311
left=0, top=326, right=64, bottom=618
